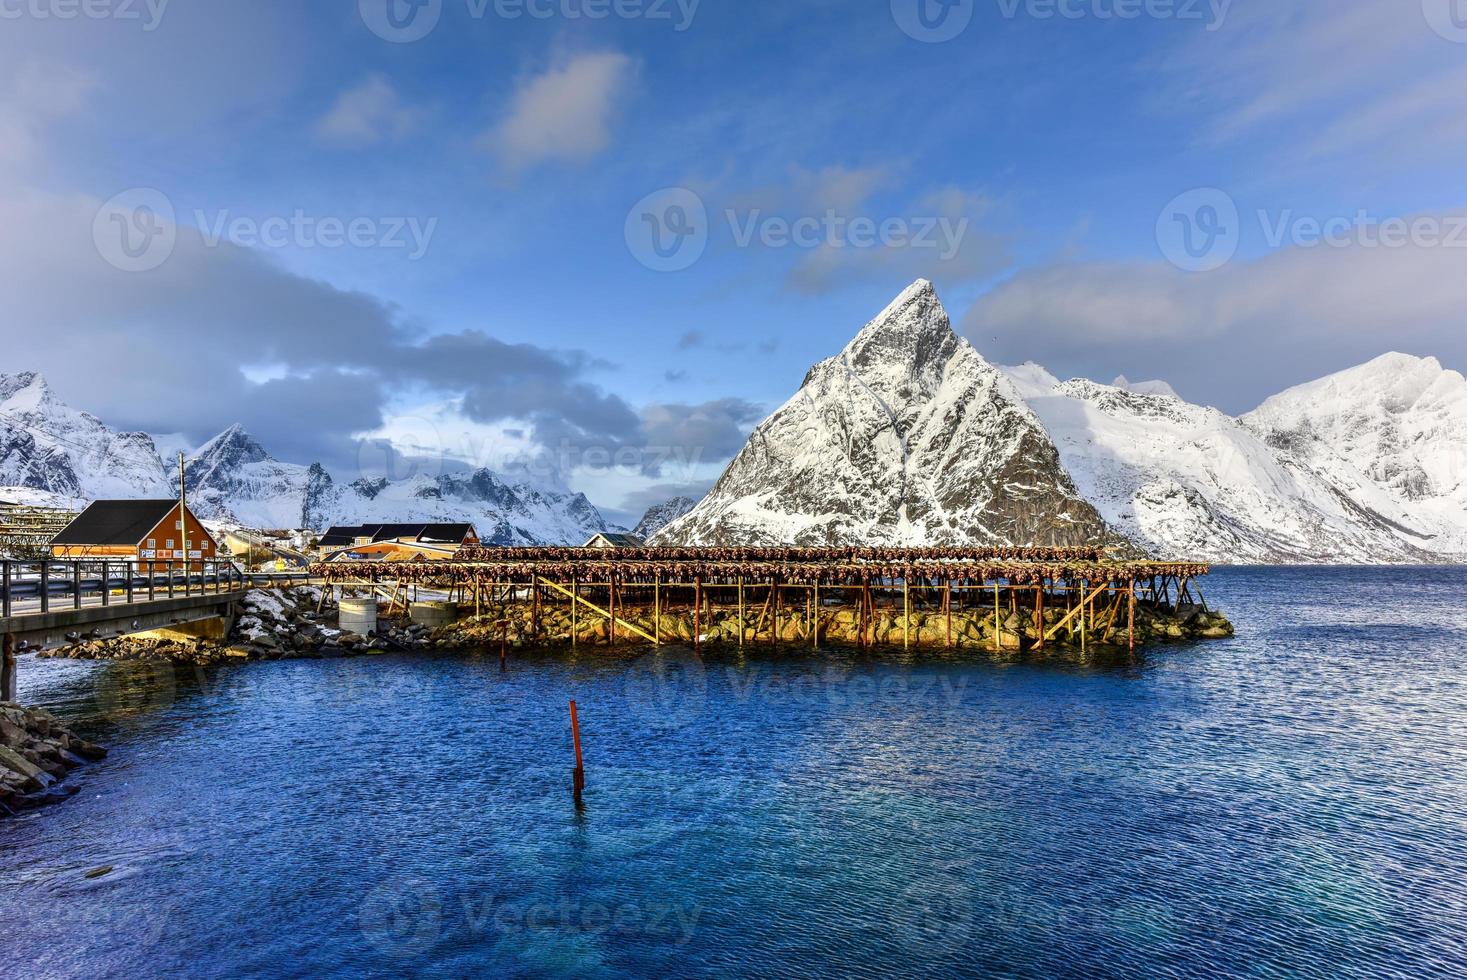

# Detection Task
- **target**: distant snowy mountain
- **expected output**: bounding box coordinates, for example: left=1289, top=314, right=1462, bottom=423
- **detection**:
left=632, top=496, right=697, bottom=539
left=1242, top=353, right=1467, bottom=556
left=184, top=425, right=315, bottom=530
left=1001, top=365, right=1433, bottom=563
left=298, top=458, right=614, bottom=545
left=0, top=372, right=169, bottom=502
left=656, top=281, right=1119, bottom=548
left=0, top=375, right=616, bottom=545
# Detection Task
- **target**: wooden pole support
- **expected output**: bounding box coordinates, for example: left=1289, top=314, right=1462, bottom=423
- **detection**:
left=569, top=699, right=586, bottom=806
left=2, top=633, right=16, bottom=704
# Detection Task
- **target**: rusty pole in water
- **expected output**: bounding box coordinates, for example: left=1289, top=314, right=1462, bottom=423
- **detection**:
left=569, top=699, right=586, bottom=805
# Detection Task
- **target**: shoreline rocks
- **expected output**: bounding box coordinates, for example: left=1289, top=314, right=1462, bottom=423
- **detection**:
left=32, top=587, right=1235, bottom=665
left=0, top=702, right=107, bottom=818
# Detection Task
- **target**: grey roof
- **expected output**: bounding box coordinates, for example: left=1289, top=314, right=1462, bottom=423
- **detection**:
left=51, top=500, right=177, bottom=547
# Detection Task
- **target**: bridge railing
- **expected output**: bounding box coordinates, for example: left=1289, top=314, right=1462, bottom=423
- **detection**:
left=0, top=559, right=246, bottom=619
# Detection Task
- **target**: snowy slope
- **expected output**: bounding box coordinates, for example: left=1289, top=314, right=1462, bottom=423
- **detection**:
left=655, top=281, right=1118, bottom=548
left=300, top=462, right=614, bottom=545
left=1242, top=353, right=1467, bottom=556
left=1001, top=366, right=1432, bottom=563
left=633, top=496, right=697, bottom=539
left=0, top=372, right=169, bottom=503
left=183, top=425, right=315, bottom=529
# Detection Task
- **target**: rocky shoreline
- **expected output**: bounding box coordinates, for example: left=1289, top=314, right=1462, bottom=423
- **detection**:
left=0, top=702, right=107, bottom=817
left=34, top=587, right=1234, bottom=666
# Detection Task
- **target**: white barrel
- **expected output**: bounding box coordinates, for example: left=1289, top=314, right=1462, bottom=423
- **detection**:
left=339, top=598, right=378, bottom=635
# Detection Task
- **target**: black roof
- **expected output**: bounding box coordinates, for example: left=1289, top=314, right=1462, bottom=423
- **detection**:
left=51, top=500, right=177, bottom=546
left=319, top=526, right=365, bottom=546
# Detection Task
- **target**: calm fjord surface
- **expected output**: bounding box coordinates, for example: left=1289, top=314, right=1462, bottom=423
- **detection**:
left=3, top=567, right=1465, bottom=978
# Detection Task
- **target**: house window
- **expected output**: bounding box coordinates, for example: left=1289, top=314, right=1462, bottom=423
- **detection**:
left=176, top=521, right=184, bottom=530
left=167, top=539, right=174, bottom=549
left=148, top=539, right=156, bottom=548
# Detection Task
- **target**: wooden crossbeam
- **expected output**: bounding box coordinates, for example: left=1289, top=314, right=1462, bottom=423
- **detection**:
left=1043, top=583, right=1112, bottom=641
left=537, top=577, right=659, bottom=646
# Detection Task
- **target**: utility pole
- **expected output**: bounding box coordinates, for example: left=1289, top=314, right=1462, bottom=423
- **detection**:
left=178, top=452, right=189, bottom=582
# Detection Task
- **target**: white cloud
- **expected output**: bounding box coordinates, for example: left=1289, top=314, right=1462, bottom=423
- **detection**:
left=482, top=52, right=638, bottom=171
left=315, top=75, right=421, bottom=147
left=1166, top=0, right=1467, bottom=170
left=964, top=211, right=1467, bottom=412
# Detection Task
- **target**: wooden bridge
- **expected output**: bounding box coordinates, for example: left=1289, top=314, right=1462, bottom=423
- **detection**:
left=0, top=559, right=249, bottom=700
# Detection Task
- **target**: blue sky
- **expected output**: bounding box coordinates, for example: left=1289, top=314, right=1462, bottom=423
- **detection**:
left=2, top=0, right=1465, bottom=523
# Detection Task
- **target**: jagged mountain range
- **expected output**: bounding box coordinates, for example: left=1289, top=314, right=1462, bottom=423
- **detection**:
left=5, top=281, right=1465, bottom=562
left=654, top=280, right=1467, bottom=563
left=0, top=377, right=619, bottom=545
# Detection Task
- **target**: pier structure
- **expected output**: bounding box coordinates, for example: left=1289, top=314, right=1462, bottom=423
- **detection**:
left=311, top=546, right=1217, bottom=653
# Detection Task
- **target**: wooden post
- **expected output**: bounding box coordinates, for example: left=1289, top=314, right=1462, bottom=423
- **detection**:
left=2, top=633, right=16, bottom=704
left=810, top=581, right=817, bottom=649
left=694, top=576, right=702, bottom=654
left=654, top=572, right=661, bottom=645
left=945, top=583, right=952, bottom=649
left=571, top=575, right=578, bottom=647
left=737, top=577, right=745, bottom=648
left=609, top=575, right=617, bottom=647
left=1080, top=578, right=1088, bottom=653
left=1036, top=581, right=1045, bottom=652
left=1128, top=581, right=1136, bottom=654
left=569, top=699, right=586, bottom=806
left=903, top=576, right=910, bottom=650
left=993, top=580, right=1000, bottom=653
left=772, top=579, right=779, bottom=646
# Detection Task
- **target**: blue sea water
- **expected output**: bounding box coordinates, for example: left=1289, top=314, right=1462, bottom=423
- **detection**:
left=2, top=566, right=1465, bottom=978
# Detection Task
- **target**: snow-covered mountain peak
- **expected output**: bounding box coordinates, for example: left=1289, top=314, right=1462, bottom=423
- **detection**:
left=1242, top=352, right=1467, bottom=550
left=0, top=371, right=51, bottom=410
left=836, top=278, right=961, bottom=389
left=193, top=424, right=271, bottom=466
left=657, top=282, right=1117, bottom=548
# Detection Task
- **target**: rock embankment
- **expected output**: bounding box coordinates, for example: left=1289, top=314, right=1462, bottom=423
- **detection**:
left=38, top=588, right=438, bottom=664
left=423, top=599, right=1235, bottom=651
left=32, top=588, right=1234, bottom=662
left=0, top=702, right=107, bottom=817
